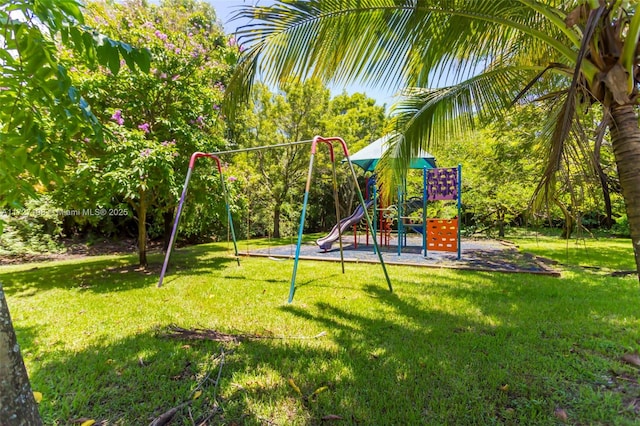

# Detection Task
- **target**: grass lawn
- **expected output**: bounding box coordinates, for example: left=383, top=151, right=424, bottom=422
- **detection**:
left=3, top=234, right=640, bottom=425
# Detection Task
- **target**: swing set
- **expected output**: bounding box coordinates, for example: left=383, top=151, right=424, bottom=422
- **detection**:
left=158, top=136, right=393, bottom=303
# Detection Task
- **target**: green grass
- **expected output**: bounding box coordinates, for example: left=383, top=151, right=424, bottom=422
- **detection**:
left=3, top=235, right=640, bottom=425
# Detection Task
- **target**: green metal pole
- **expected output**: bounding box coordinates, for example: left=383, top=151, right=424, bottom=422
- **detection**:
left=219, top=171, right=240, bottom=266
left=345, top=160, right=393, bottom=292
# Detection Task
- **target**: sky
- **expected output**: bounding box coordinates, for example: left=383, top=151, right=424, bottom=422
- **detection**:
left=207, top=0, right=399, bottom=108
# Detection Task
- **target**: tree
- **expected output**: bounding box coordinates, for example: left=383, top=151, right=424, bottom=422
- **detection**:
left=232, top=79, right=330, bottom=238
left=227, top=0, right=640, bottom=280
left=313, top=91, right=386, bottom=227
left=1, top=0, right=148, bottom=421
left=58, top=0, right=238, bottom=265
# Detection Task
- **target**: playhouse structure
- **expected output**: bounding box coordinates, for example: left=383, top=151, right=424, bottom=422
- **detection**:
left=320, top=133, right=462, bottom=260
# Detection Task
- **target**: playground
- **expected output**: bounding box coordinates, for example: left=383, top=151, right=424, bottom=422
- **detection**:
left=158, top=134, right=561, bottom=303
left=245, top=234, right=559, bottom=276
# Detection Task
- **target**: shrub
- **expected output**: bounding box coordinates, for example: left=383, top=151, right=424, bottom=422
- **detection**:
left=0, top=196, right=65, bottom=256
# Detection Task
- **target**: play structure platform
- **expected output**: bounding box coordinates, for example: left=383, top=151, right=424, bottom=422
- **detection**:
left=246, top=235, right=559, bottom=276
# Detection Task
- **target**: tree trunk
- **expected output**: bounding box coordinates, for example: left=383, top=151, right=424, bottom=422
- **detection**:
left=137, top=201, right=148, bottom=267
left=163, top=210, right=174, bottom=251
left=273, top=203, right=281, bottom=239
left=609, top=104, right=640, bottom=281
left=496, top=206, right=505, bottom=238
left=0, top=285, right=43, bottom=425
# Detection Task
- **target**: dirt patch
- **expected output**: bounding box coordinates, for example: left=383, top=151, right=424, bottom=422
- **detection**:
left=0, top=238, right=163, bottom=265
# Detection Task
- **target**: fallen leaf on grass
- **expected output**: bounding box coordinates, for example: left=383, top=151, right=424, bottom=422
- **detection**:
left=311, top=386, right=328, bottom=397
left=622, top=353, right=640, bottom=367
left=499, top=384, right=509, bottom=392
left=32, top=391, right=42, bottom=403
left=554, top=407, right=568, bottom=422
left=288, top=378, right=302, bottom=396
left=80, top=420, right=96, bottom=426
left=193, top=390, right=202, bottom=400
left=321, top=414, right=343, bottom=421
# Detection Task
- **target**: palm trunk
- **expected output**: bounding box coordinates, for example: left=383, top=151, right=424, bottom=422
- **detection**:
left=0, top=286, right=43, bottom=425
left=609, top=104, right=640, bottom=281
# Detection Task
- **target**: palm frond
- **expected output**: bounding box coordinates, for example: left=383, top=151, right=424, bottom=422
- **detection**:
left=387, top=65, right=548, bottom=159
left=533, top=4, right=605, bottom=203
left=224, top=0, right=581, bottom=115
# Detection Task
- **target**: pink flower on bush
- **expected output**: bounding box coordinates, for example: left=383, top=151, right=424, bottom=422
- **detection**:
left=138, top=123, right=150, bottom=133
left=154, top=30, right=167, bottom=41
left=140, top=148, right=152, bottom=158
left=171, top=74, right=180, bottom=81
left=111, top=110, right=124, bottom=125
left=159, top=72, right=167, bottom=79
left=228, top=176, right=237, bottom=182
left=227, top=37, right=237, bottom=47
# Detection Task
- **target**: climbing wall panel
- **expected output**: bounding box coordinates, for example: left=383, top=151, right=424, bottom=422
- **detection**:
left=427, top=167, right=458, bottom=201
left=426, top=219, right=458, bottom=252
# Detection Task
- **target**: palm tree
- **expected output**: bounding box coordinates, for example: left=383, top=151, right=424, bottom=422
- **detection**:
left=226, top=0, right=640, bottom=280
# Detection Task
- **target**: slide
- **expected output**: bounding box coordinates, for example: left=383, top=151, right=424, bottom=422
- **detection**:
left=316, top=200, right=374, bottom=250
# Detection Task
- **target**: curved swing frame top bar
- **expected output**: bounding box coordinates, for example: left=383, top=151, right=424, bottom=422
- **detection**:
left=157, top=137, right=393, bottom=304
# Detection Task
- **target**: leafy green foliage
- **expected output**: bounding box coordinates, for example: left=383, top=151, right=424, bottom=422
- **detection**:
left=0, top=0, right=150, bottom=209
left=229, top=80, right=386, bottom=238
left=53, top=0, right=239, bottom=264
left=0, top=196, right=64, bottom=256
left=226, top=0, right=640, bottom=277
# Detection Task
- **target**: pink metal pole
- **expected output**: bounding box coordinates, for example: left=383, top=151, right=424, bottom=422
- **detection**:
left=158, top=152, right=224, bottom=288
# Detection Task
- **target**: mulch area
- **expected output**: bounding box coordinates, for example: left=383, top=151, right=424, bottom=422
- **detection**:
left=245, top=235, right=561, bottom=276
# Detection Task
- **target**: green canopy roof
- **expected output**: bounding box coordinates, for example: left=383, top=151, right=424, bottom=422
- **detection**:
left=349, top=134, right=437, bottom=172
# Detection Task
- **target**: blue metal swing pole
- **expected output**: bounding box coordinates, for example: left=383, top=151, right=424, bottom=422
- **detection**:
left=288, top=141, right=318, bottom=303
left=423, top=166, right=428, bottom=258
left=397, top=184, right=403, bottom=256
left=457, top=163, right=462, bottom=260
left=372, top=181, right=378, bottom=254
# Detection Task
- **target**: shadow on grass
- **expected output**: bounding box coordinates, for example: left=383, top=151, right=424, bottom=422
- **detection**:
left=0, top=244, right=238, bottom=297
left=12, top=247, right=640, bottom=424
